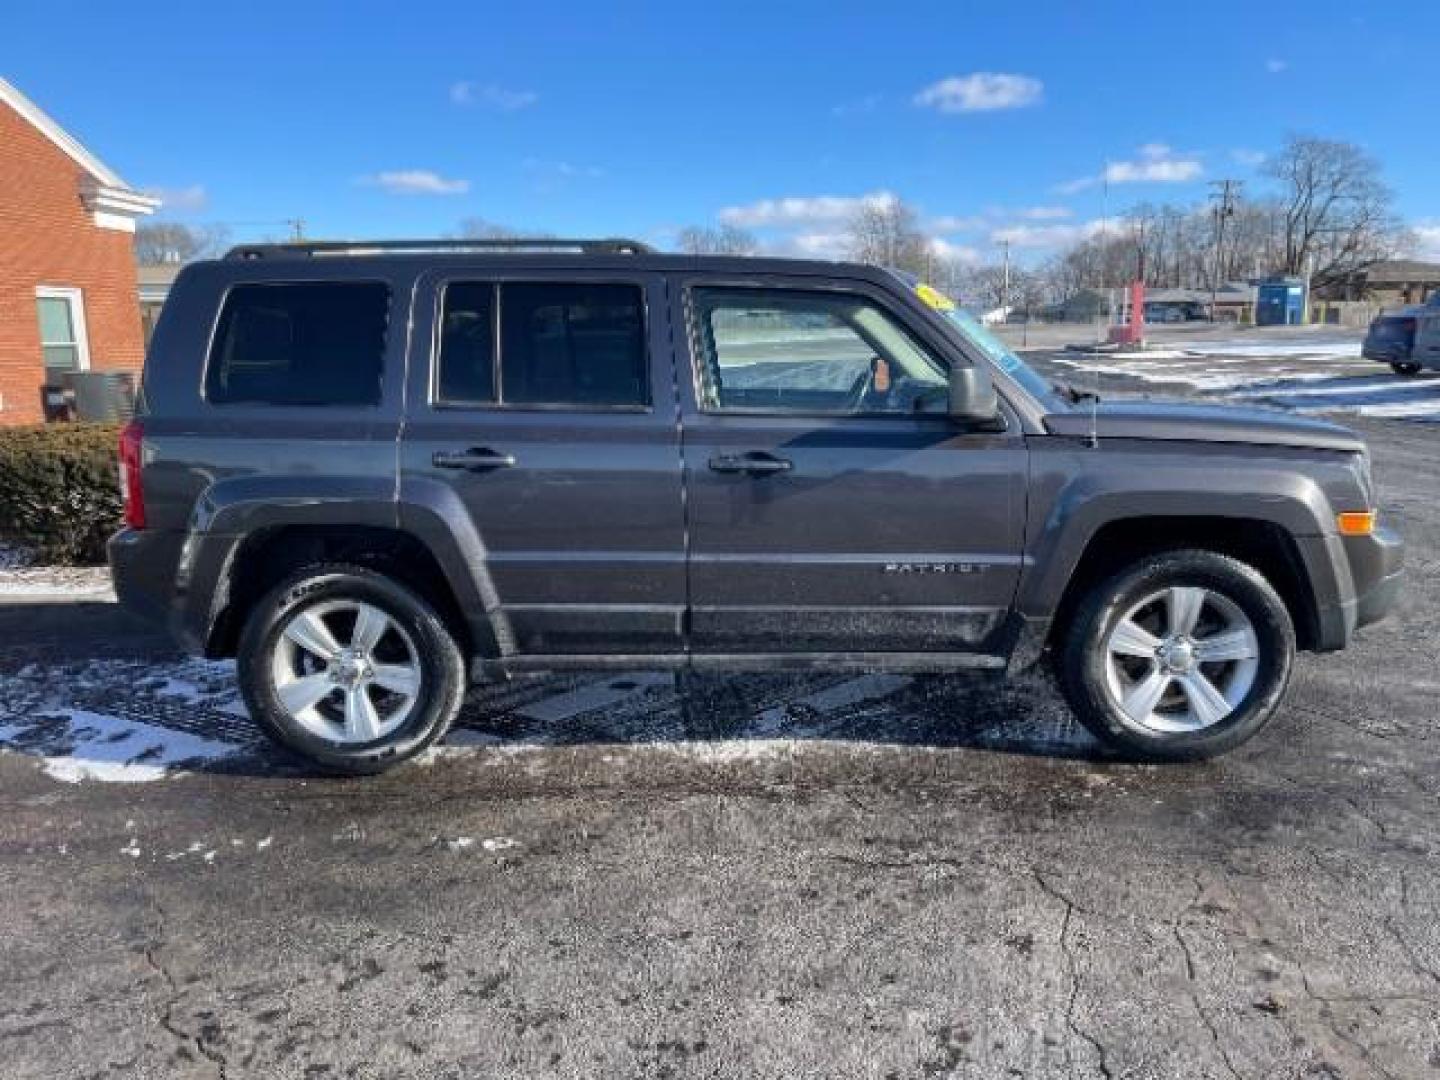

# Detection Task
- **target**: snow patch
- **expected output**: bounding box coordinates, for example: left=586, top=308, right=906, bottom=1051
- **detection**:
left=1174, top=339, right=1362, bottom=359
left=0, top=708, right=246, bottom=783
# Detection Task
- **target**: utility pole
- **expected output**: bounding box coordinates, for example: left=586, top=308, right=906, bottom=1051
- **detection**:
left=1134, top=217, right=1147, bottom=284
left=288, top=218, right=306, bottom=241
left=1208, top=179, right=1240, bottom=321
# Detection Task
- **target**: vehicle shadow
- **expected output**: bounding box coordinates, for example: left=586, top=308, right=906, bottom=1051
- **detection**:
left=0, top=599, right=1111, bottom=780
left=0, top=600, right=180, bottom=668
left=449, top=668, right=1101, bottom=762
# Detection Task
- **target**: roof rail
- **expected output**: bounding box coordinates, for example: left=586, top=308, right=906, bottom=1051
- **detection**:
left=223, top=238, right=657, bottom=260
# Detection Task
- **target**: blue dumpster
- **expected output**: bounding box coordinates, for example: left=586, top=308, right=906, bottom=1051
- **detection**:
left=1256, top=278, right=1305, bottom=326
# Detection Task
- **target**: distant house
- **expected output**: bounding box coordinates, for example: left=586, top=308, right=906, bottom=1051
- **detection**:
left=1320, top=260, right=1440, bottom=307
left=1143, top=288, right=1210, bottom=321
left=0, top=77, right=158, bottom=424
left=137, top=263, right=182, bottom=345
left=1039, top=288, right=1108, bottom=323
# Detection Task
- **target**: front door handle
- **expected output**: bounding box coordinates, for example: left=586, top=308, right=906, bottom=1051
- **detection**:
left=432, top=447, right=517, bottom=471
left=708, top=451, right=793, bottom=476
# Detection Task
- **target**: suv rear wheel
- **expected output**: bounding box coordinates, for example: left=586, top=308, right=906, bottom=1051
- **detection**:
left=1058, top=550, right=1295, bottom=760
left=1391, top=361, right=1422, bottom=376
left=238, top=564, right=465, bottom=774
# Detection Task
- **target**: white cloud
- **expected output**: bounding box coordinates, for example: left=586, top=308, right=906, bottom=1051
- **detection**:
left=1414, top=224, right=1440, bottom=261
left=450, top=81, right=539, bottom=111
left=1231, top=148, right=1267, bottom=168
left=1059, top=144, right=1203, bottom=191
left=1265, top=58, right=1288, bottom=73
left=990, top=217, right=1128, bottom=250
left=1055, top=176, right=1098, bottom=195
left=784, top=232, right=852, bottom=260
left=1105, top=157, right=1202, bottom=184
left=143, top=184, right=208, bottom=212
left=929, top=237, right=981, bottom=264
left=990, top=223, right=1082, bottom=248
left=1019, top=205, right=1071, bottom=220
left=914, top=72, right=1043, bottom=113
left=362, top=170, right=470, bottom=195
left=929, top=206, right=1072, bottom=233
left=719, top=190, right=899, bottom=229
left=928, top=214, right=987, bottom=233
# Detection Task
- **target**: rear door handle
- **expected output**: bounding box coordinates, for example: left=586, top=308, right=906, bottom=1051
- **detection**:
left=432, top=447, right=517, bottom=471
left=708, top=452, right=793, bottom=476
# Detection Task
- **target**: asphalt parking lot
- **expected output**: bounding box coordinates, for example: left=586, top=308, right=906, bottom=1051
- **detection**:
left=1, top=397, right=1438, bottom=1075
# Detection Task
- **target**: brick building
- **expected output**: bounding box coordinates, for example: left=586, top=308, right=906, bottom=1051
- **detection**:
left=0, top=77, right=158, bottom=425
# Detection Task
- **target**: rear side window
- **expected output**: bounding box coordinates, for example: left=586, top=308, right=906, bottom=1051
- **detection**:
left=206, top=282, right=389, bottom=406
left=436, top=283, right=496, bottom=403
left=435, top=282, right=647, bottom=408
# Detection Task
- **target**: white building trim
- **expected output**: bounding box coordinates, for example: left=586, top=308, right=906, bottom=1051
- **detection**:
left=0, top=76, right=160, bottom=230
left=35, top=286, right=92, bottom=373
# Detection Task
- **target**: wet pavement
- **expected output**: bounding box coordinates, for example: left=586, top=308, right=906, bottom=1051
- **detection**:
left=0, top=418, right=1436, bottom=1078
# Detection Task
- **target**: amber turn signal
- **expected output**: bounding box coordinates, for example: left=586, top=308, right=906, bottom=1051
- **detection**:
left=1337, top=511, right=1376, bottom=537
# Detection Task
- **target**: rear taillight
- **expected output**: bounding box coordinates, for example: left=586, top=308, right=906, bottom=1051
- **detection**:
left=118, top=419, right=145, bottom=529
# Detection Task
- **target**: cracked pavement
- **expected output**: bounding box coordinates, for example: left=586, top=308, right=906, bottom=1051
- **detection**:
left=0, top=418, right=1437, bottom=1078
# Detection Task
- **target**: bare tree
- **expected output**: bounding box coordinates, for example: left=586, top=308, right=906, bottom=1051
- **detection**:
left=453, top=218, right=552, bottom=240
left=846, top=197, right=932, bottom=276
left=675, top=224, right=758, bottom=255
left=1265, top=135, right=1403, bottom=287
left=957, top=263, right=1010, bottom=312
left=134, top=222, right=230, bottom=264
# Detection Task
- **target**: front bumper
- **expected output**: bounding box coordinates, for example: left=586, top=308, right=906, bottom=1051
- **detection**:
left=1363, top=344, right=1411, bottom=364
left=1303, top=524, right=1404, bottom=651
left=1350, top=525, right=1405, bottom=631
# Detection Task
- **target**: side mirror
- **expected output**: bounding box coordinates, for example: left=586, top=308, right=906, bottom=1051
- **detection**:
left=948, top=364, right=1002, bottom=427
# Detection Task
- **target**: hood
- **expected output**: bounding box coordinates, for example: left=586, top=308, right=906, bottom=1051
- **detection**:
left=1043, top=400, right=1365, bottom=453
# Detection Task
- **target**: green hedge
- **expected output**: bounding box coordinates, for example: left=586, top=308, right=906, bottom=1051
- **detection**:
left=0, top=423, right=122, bottom=565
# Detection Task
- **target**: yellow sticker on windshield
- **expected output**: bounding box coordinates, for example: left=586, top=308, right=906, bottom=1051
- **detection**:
left=915, top=283, right=956, bottom=312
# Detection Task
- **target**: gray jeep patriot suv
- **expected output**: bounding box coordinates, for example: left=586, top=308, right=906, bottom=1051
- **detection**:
left=109, top=239, right=1404, bottom=773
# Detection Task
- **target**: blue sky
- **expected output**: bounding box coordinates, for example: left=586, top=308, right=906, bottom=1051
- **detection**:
left=5, top=0, right=1435, bottom=263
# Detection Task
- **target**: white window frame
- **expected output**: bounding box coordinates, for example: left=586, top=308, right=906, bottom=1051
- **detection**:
left=35, top=286, right=92, bottom=373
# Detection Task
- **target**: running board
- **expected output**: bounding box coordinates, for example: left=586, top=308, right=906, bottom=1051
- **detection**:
left=473, top=652, right=1006, bottom=680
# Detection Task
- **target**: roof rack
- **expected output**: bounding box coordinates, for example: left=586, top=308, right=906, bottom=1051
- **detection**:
left=223, top=238, right=656, bottom=260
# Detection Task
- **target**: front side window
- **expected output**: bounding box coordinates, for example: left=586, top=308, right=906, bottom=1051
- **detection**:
left=35, top=288, right=89, bottom=378
left=691, top=287, right=948, bottom=415
left=206, top=282, right=388, bottom=406
left=435, top=281, right=647, bottom=408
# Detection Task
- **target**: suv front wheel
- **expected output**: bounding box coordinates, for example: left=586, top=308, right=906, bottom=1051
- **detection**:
left=238, top=565, right=466, bottom=774
left=1058, top=550, right=1295, bottom=760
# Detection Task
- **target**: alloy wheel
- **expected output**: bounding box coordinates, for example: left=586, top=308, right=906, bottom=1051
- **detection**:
left=270, top=599, right=422, bottom=744
left=1102, top=586, right=1260, bottom=734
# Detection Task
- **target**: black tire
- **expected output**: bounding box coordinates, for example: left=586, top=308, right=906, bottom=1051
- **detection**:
left=1057, top=550, right=1295, bottom=761
left=237, top=564, right=466, bottom=775
left=1391, top=362, right=1422, bottom=377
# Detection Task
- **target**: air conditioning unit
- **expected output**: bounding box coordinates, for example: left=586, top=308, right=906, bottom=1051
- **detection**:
left=63, top=371, right=136, bottom=422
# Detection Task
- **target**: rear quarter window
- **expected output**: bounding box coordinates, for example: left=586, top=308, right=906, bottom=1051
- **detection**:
left=205, top=282, right=389, bottom=406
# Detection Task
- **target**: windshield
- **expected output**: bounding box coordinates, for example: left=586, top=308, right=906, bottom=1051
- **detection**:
left=938, top=307, right=1062, bottom=405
